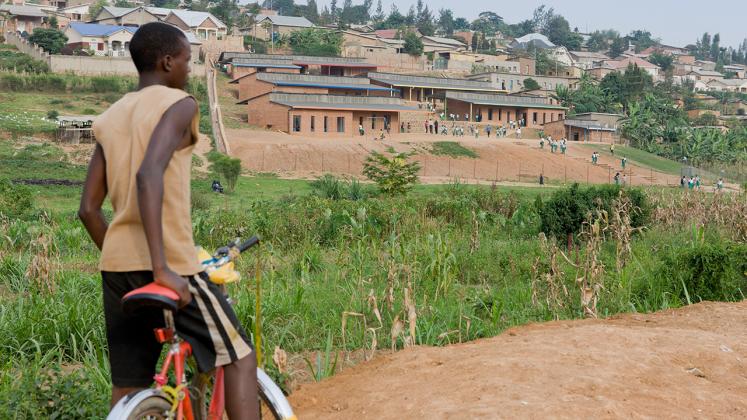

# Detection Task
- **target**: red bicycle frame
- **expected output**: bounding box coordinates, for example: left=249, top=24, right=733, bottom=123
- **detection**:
left=152, top=310, right=226, bottom=420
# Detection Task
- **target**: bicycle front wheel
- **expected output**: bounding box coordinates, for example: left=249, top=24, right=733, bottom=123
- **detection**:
left=107, top=390, right=172, bottom=420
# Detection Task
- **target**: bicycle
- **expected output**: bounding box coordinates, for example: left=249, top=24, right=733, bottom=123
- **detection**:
left=107, top=236, right=296, bottom=420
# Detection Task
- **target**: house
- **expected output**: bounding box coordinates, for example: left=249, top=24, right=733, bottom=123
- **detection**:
left=510, top=33, right=555, bottom=50
left=420, top=35, right=467, bottom=53
left=91, top=6, right=159, bottom=27
left=686, top=69, right=725, bottom=84
left=468, top=71, right=580, bottom=94
left=602, top=56, right=660, bottom=79
left=232, top=72, right=397, bottom=103
left=639, top=44, right=689, bottom=58
left=243, top=92, right=417, bottom=136
left=0, top=4, right=48, bottom=34
left=57, top=3, right=90, bottom=23
left=164, top=10, right=227, bottom=40
left=569, top=50, right=610, bottom=70
left=443, top=91, right=566, bottom=128
left=548, top=46, right=574, bottom=67
left=250, top=14, right=313, bottom=41
left=63, top=22, right=137, bottom=56
left=433, top=51, right=515, bottom=72
left=723, top=64, right=747, bottom=79
left=453, top=31, right=474, bottom=49
left=706, top=78, right=747, bottom=93
left=543, top=112, right=623, bottom=142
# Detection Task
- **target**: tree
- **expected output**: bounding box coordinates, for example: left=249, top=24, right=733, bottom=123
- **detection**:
left=648, top=52, right=674, bottom=72
left=544, top=15, right=582, bottom=50
left=416, top=4, right=435, bottom=36
left=531, top=5, right=555, bottom=33
left=88, top=0, right=107, bottom=20
left=405, top=5, right=416, bottom=26
left=208, top=152, right=242, bottom=192
left=710, top=33, right=721, bottom=61
left=438, top=9, right=454, bottom=36
left=372, top=0, right=384, bottom=25
left=362, top=150, right=420, bottom=195
left=403, top=31, right=423, bottom=55
left=609, top=35, right=627, bottom=58
left=453, top=17, right=470, bottom=31
left=628, top=30, right=657, bottom=53
left=29, top=28, right=67, bottom=54
left=288, top=28, right=342, bottom=56
left=381, top=5, right=405, bottom=29
left=303, top=0, right=320, bottom=24
left=523, top=78, right=540, bottom=90
left=47, top=16, right=59, bottom=29
left=263, top=0, right=294, bottom=15
left=210, top=0, right=238, bottom=28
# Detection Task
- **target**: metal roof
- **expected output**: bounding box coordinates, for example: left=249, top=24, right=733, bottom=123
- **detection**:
left=265, top=93, right=418, bottom=112
left=254, top=14, right=313, bottom=28
left=67, top=22, right=136, bottom=37
left=0, top=4, right=47, bottom=17
left=563, top=120, right=617, bottom=131
left=220, top=52, right=371, bottom=67
left=368, top=72, right=498, bottom=92
left=100, top=6, right=134, bottom=17
left=445, top=91, right=567, bottom=110
left=169, top=9, right=226, bottom=29
left=511, top=33, right=555, bottom=49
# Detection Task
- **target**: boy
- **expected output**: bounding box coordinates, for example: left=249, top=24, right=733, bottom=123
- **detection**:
left=78, top=23, right=258, bottom=419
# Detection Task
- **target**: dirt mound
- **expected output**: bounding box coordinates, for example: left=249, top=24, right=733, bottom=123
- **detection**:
left=290, top=301, right=747, bottom=419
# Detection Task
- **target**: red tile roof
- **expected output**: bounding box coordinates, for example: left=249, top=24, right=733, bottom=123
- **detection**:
left=375, top=29, right=399, bottom=39
left=607, top=56, right=659, bottom=69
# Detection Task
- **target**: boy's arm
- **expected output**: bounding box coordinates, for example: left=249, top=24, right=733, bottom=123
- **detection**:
left=79, top=144, right=108, bottom=250
left=137, top=97, right=197, bottom=307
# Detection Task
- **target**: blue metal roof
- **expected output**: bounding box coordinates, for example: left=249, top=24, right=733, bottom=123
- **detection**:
left=68, top=22, right=137, bottom=37
left=273, top=81, right=397, bottom=92
left=232, top=63, right=302, bottom=69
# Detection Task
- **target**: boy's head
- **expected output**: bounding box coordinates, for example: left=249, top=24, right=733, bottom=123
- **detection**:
left=129, top=22, right=191, bottom=89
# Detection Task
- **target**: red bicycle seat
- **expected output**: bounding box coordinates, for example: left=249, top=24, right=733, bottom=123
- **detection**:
left=122, top=282, right=180, bottom=314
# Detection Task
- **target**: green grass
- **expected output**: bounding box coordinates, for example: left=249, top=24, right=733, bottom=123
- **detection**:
left=2, top=135, right=745, bottom=416
left=430, top=141, right=479, bottom=158
left=581, top=144, right=684, bottom=175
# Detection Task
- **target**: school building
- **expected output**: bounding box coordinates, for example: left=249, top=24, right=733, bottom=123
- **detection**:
left=542, top=112, right=623, bottom=142
left=367, top=72, right=507, bottom=105
left=243, top=92, right=418, bottom=137
left=442, top=91, right=567, bottom=128
left=220, top=52, right=377, bottom=79
left=232, top=72, right=398, bottom=103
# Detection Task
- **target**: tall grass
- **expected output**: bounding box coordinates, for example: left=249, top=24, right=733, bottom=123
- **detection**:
left=1, top=142, right=745, bottom=414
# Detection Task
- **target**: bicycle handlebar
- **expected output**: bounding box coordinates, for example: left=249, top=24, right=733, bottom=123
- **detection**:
left=237, top=236, right=260, bottom=253
left=213, top=236, right=261, bottom=259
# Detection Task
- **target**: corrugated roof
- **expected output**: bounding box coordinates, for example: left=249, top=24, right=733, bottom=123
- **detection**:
left=145, top=7, right=173, bottom=16
left=422, top=36, right=465, bottom=47
left=511, top=33, right=555, bottom=49
left=169, top=9, right=226, bottom=29
left=445, top=91, right=567, bottom=110
left=255, top=14, right=313, bottom=28
left=368, top=72, right=498, bottom=92
left=265, top=93, right=418, bottom=112
left=101, top=6, right=135, bottom=18
left=0, top=4, right=48, bottom=17
left=67, top=22, right=136, bottom=37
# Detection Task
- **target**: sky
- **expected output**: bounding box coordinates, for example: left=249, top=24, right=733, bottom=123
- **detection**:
left=310, top=0, right=747, bottom=49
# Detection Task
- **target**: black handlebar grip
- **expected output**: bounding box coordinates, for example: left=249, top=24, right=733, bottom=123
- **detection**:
left=238, top=236, right=260, bottom=253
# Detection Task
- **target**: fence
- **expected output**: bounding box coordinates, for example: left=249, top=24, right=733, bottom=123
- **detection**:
left=238, top=147, right=680, bottom=188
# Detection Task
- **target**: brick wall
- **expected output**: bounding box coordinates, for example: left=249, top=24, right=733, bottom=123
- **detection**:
left=446, top=100, right=564, bottom=129
left=246, top=95, right=289, bottom=131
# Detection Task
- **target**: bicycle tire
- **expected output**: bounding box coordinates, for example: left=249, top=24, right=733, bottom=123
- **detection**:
left=107, top=390, right=172, bottom=420
left=190, top=368, right=293, bottom=420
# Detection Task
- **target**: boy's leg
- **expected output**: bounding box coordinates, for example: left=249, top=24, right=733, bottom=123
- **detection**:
left=177, top=273, right=257, bottom=420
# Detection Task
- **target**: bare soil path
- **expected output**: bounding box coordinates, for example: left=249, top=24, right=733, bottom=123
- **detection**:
left=290, top=301, right=747, bottom=419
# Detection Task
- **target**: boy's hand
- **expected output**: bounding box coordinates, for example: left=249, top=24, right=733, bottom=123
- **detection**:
left=154, top=269, right=192, bottom=308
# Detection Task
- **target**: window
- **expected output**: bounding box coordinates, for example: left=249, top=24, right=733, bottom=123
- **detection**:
left=498, top=109, right=502, bottom=120
left=359, top=116, right=364, bottom=126
left=371, top=113, right=376, bottom=129
left=542, top=113, right=546, bottom=124
left=98, top=43, right=104, bottom=51
left=559, top=113, right=564, bottom=120
left=506, top=111, right=511, bottom=122
left=573, top=132, right=579, bottom=141
left=323, top=116, right=328, bottom=132
left=292, top=115, right=301, bottom=132
left=488, top=108, right=493, bottom=120
left=310, top=116, right=315, bottom=132
left=532, top=112, right=537, bottom=124
left=337, top=117, right=345, bottom=133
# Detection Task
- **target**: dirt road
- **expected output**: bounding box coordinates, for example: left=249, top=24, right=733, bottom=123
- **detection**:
left=290, top=301, right=747, bottom=419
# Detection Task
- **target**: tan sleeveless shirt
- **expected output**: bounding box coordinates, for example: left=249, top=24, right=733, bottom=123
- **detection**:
left=93, top=85, right=202, bottom=276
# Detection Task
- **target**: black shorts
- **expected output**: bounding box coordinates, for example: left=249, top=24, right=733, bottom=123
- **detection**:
left=102, top=271, right=253, bottom=388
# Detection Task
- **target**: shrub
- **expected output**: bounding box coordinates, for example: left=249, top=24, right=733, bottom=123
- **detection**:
left=310, top=174, right=344, bottom=200
left=362, top=149, right=421, bottom=195
left=191, top=190, right=211, bottom=212
left=28, top=28, right=68, bottom=54
left=538, top=184, right=649, bottom=245
left=46, top=110, right=59, bottom=120
left=0, top=180, right=35, bottom=219
left=207, top=151, right=242, bottom=192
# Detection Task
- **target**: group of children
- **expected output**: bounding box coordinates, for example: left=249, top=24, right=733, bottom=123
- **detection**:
left=679, top=176, right=726, bottom=192
left=539, top=136, right=567, bottom=154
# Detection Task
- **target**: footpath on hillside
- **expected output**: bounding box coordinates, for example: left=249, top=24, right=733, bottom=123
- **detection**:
left=290, top=301, right=747, bottom=419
